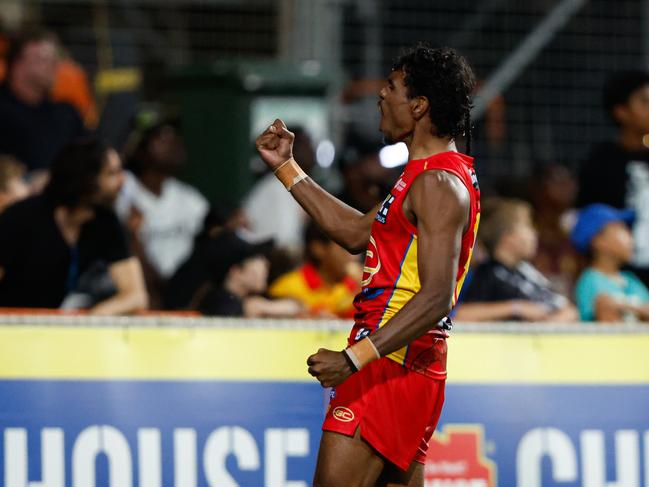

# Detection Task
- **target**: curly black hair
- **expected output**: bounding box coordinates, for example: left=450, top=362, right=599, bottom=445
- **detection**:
left=392, top=44, right=476, bottom=153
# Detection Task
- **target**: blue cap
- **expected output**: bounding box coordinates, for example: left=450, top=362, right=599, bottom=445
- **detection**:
left=571, top=204, right=635, bottom=253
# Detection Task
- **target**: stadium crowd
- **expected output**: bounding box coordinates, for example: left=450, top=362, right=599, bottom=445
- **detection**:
left=1, top=29, right=649, bottom=323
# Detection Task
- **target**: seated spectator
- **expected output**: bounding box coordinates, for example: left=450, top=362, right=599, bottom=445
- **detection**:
left=529, top=164, right=581, bottom=295
left=116, top=120, right=208, bottom=306
left=269, top=221, right=360, bottom=318
left=0, top=139, right=148, bottom=314
left=577, top=70, right=649, bottom=285
left=0, top=23, right=8, bottom=81
left=0, top=155, right=28, bottom=213
left=165, top=225, right=302, bottom=317
left=51, top=52, right=98, bottom=129
left=572, top=204, right=649, bottom=322
left=337, top=135, right=395, bottom=213
left=454, top=198, right=578, bottom=322
left=0, top=29, right=84, bottom=173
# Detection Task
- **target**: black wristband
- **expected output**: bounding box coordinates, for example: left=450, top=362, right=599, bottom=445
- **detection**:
left=341, top=348, right=359, bottom=373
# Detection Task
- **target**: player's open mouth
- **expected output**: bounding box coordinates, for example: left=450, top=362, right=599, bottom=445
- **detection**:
left=377, top=100, right=383, bottom=114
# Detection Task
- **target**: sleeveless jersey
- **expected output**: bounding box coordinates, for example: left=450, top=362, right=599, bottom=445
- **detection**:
left=350, top=151, right=481, bottom=379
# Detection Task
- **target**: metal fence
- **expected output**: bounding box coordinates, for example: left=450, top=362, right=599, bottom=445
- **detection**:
left=8, top=0, right=649, bottom=192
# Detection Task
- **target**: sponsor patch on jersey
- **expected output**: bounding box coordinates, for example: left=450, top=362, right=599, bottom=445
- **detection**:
left=394, top=178, right=407, bottom=192
left=355, top=328, right=371, bottom=341
left=470, top=169, right=480, bottom=190
left=375, top=194, right=395, bottom=224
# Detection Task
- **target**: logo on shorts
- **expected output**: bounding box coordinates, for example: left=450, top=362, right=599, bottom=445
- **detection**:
left=425, top=425, right=497, bottom=487
left=332, top=406, right=355, bottom=422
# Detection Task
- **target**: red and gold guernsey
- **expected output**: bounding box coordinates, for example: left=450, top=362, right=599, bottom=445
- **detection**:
left=350, top=151, right=481, bottom=380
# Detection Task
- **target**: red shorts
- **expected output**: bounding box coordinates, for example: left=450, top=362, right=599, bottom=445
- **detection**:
left=322, top=357, right=445, bottom=471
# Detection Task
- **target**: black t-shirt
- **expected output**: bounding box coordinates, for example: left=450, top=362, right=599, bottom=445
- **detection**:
left=0, top=84, right=85, bottom=170
left=577, top=141, right=649, bottom=283
left=460, top=259, right=568, bottom=319
left=198, top=288, right=244, bottom=317
left=0, top=195, right=130, bottom=308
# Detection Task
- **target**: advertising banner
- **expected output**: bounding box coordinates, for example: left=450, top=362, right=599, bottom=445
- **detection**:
left=0, top=322, right=647, bottom=487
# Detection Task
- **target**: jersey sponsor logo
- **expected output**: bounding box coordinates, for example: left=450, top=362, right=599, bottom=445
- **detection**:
left=332, top=406, right=355, bottom=422
left=425, top=424, right=497, bottom=487
left=354, top=328, right=371, bottom=341
left=470, top=169, right=480, bottom=190
left=375, top=194, right=395, bottom=224
left=361, top=236, right=381, bottom=287
left=394, top=178, right=407, bottom=192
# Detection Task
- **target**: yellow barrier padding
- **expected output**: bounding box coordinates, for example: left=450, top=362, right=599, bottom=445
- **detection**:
left=0, top=326, right=647, bottom=383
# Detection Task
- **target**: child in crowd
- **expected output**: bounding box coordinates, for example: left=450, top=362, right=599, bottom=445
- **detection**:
left=454, top=198, right=578, bottom=322
left=572, top=204, right=649, bottom=322
left=269, top=220, right=360, bottom=318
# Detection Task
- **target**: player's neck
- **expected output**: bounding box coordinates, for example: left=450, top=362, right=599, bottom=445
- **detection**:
left=406, top=130, right=456, bottom=160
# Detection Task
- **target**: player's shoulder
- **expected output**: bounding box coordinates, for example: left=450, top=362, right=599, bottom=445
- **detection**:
left=406, top=169, right=470, bottom=228
left=411, top=169, right=469, bottom=203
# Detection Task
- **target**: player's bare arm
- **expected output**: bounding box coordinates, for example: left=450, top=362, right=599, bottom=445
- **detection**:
left=307, top=169, right=470, bottom=387
left=256, top=119, right=376, bottom=254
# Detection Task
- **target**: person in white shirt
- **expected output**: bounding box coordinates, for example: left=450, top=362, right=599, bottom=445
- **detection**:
left=116, top=122, right=208, bottom=305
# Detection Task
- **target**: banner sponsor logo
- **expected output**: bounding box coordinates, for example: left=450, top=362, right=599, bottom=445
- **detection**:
left=425, top=424, right=496, bottom=487
left=3, top=425, right=310, bottom=487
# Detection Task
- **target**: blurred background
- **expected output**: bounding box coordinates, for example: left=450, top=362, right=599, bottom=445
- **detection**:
left=2, top=0, right=646, bottom=192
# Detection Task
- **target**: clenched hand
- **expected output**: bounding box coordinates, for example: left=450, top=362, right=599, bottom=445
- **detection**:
left=307, top=348, right=354, bottom=388
left=255, top=118, right=295, bottom=170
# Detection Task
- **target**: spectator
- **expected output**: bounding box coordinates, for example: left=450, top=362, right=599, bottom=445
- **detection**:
left=165, top=226, right=302, bottom=317
left=0, top=29, right=84, bottom=172
left=51, top=52, right=98, bottom=129
left=454, top=198, right=578, bottom=322
left=0, top=154, right=28, bottom=213
left=0, top=139, right=148, bottom=314
left=0, top=23, right=8, bottom=81
left=116, top=121, right=208, bottom=305
left=577, top=70, right=649, bottom=285
left=529, top=164, right=581, bottom=295
left=269, top=221, right=360, bottom=318
left=337, top=135, right=396, bottom=213
left=572, top=204, right=649, bottom=322
left=244, top=127, right=315, bottom=251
